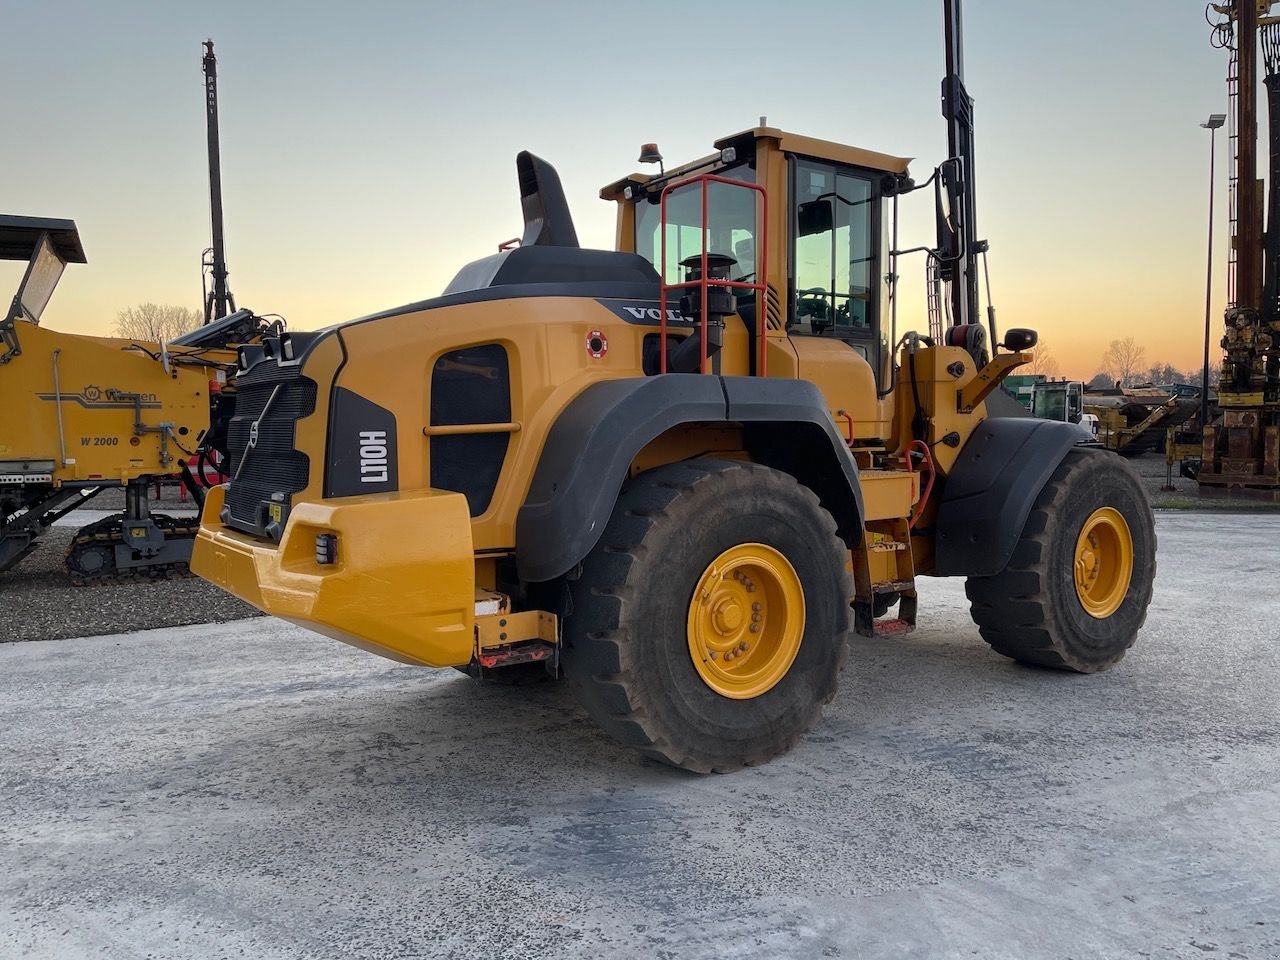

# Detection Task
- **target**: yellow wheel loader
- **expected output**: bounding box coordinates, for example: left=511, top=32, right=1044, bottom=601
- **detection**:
left=0, top=215, right=277, bottom=583
left=192, top=1, right=1156, bottom=771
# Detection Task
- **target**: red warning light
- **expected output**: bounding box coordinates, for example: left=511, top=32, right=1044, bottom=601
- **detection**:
left=586, top=330, right=608, bottom=359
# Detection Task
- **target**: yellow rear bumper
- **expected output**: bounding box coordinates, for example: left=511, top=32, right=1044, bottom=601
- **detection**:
left=192, top=485, right=475, bottom=667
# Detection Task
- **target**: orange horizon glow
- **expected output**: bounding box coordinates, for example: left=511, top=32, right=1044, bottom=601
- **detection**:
left=2, top=0, right=1236, bottom=385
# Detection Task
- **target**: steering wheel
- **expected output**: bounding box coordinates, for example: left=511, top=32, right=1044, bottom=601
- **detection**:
left=796, top=288, right=833, bottom=334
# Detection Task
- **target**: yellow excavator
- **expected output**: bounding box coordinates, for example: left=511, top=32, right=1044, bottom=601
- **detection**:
left=193, top=1, right=1156, bottom=771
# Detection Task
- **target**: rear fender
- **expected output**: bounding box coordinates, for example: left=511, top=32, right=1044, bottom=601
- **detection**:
left=515, top=375, right=864, bottom=583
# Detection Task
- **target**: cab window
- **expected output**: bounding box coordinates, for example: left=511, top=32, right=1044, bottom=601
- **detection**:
left=791, top=159, right=876, bottom=335
left=634, top=166, right=757, bottom=283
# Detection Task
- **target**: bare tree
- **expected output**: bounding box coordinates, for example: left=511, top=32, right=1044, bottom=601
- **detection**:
left=1187, top=363, right=1226, bottom=391
left=1142, top=361, right=1184, bottom=386
left=1099, top=337, right=1147, bottom=387
left=1023, top=336, right=1060, bottom=378
left=114, top=303, right=202, bottom=344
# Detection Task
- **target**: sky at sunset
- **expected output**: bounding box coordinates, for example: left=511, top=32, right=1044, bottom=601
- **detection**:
left=2, top=0, right=1241, bottom=380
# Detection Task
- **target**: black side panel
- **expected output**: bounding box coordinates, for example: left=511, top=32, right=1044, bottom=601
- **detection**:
left=326, top=388, right=399, bottom=497
left=934, top=418, right=1082, bottom=577
left=515, top=375, right=866, bottom=583
left=516, top=376, right=727, bottom=583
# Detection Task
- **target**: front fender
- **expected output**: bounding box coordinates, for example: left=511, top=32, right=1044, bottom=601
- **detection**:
left=934, top=418, right=1083, bottom=577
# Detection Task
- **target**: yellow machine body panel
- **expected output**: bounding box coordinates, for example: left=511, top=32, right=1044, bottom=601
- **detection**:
left=0, top=320, right=226, bottom=484
left=193, top=483, right=475, bottom=667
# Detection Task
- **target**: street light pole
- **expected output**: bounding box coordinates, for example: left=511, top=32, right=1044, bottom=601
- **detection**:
left=1201, top=113, right=1226, bottom=428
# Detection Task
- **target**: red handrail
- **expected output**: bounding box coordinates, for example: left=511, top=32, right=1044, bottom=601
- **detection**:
left=658, top=174, right=768, bottom=376
left=906, top=439, right=936, bottom=529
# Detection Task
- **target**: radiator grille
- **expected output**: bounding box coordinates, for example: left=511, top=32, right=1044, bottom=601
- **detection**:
left=223, top=359, right=317, bottom=537
left=430, top=344, right=510, bottom=516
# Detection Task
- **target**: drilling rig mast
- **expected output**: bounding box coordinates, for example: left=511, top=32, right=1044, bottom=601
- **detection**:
left=1202, top=2, right=1280, bottom=499
left=201, top=39, right=235, bottom=325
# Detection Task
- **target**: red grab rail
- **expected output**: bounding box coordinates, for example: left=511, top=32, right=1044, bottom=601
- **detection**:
left=657, top=174, right=768, bottom=376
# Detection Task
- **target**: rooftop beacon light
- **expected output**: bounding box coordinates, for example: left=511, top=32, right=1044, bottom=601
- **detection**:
left=638, top=143, right=664, bottom=176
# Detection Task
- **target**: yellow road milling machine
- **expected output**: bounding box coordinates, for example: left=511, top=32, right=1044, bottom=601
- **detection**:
left=193, top=0, right=1157, bottom=771
left=0, top=215, right=276, bottom=582
left=0, top=39, right=279, bottom=583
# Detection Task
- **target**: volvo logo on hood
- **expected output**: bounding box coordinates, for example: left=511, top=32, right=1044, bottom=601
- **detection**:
left=595, top=299, right=692, bottom=325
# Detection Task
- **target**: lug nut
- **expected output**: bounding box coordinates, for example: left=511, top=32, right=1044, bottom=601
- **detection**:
left=752, top=602, right=761, bottom=612
left=749, top=624, right=761, bottom=633
left=738, top=641, right=749, bottom=652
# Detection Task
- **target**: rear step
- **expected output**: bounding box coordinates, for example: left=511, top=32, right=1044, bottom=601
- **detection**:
left=873, top=617, right=914, bottom=638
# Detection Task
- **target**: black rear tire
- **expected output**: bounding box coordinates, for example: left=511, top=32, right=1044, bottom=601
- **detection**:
left=562, top=458, right=850, bottom=773
left=965, top=449, right=1156, bottom=672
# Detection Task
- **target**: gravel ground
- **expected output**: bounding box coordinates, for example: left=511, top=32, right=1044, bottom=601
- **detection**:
left=1129, top=450, right=1280, bottom=509
left=0, top=522, right=257, bottom=644
left=0, top=512, right=1277, bottom=959
left=1131, top=451, right=1187, bottom=505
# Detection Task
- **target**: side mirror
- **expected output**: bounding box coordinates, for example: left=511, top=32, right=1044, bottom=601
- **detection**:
left=1001, top=328, right=1038, bottom=351
left=797, top=199, right=834, bottom=237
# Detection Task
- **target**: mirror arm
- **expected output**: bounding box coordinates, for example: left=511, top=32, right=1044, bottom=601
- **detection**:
left=957, top=351, right=1030, bottom=413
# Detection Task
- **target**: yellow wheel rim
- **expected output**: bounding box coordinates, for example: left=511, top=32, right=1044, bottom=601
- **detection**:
left=686, top=543, right=805, bottom=700
left=1073, top=507, right=1134, bottom=619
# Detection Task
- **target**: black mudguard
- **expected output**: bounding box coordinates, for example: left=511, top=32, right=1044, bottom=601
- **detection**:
left=516, top=375, right=864, bottom=583
left=934, top=418, right=1083, bottom=577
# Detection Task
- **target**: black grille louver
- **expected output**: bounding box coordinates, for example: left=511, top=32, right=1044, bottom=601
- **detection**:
left=223, top=359, right=317, bottom=538
left=430, top=345, right=511, bottom=516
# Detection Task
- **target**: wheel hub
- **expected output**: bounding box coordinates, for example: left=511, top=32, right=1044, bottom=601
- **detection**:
left=687, top=543, right=805, bottom=699
left=1073, top=507, right=1134, bottom=619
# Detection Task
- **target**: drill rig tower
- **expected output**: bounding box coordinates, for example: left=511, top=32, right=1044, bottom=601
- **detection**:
left=1202, top=1, right=1280, bottom=498
left=201, top=39, right=235, bottom=325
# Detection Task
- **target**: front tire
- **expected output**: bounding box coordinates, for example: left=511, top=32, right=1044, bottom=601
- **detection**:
left=562, top=459, right=850, bottom=773
left=965, top=449, right=1156, bottom=672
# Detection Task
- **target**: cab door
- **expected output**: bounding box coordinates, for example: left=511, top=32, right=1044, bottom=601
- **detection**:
left=786, top=156, right=890, bottom=438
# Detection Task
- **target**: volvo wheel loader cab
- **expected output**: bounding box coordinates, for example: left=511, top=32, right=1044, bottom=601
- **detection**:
left=192, top=1, right=1156, bottom=772
left=0, top=215, right=278, bottom=582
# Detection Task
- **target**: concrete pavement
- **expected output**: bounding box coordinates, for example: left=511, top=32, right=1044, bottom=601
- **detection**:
left=2, top=512, right=1278, bottom=959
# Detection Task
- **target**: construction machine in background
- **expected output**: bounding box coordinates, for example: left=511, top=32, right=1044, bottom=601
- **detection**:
left=0, top=215, right=277, bottom=582
left=1203, top=2, right=1280, bottom=499
left=192, top=0, right=1156, bottom=772
left=1022, top=378, right=1202, bottom=457
left=1085, top=389, right=1200, bottom=456
left=1029, top=379, right=1095, bottom=441
left=0, top=40, right=277, bottom=583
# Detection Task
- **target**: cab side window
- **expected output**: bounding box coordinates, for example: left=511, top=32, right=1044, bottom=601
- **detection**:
left=791, top=159, right=876, bottom=343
